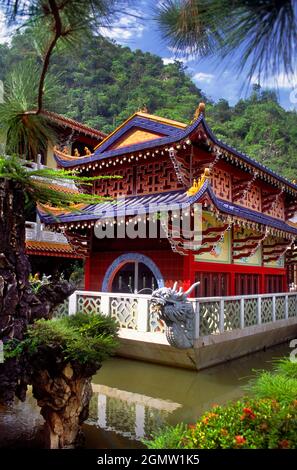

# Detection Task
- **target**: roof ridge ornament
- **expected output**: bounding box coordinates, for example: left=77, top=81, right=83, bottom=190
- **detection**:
left=192, top=102, right=206, bottom=123
left=186, top=168, right=211, bottom=196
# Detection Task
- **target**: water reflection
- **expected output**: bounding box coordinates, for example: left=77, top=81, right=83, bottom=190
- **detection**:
left=0, top=342, right=291, bottom=448
left=87, top=384, right=181, bottom=441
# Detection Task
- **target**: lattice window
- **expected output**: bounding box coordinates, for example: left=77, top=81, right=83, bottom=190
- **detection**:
left=288, top=295, right=297, bottom=317
left=110, top=296, right=138, bottom=329
left=261, top=297, right=273, bottom=323
left=244, top=299, right=257, bottom=326
left=224, top=300, right=240, bottom=330
left=94, top=167, right=134, bottom=197
left=212, top=168, right=232, bottom=201
left=77, top=294, right=102, bottom=314
left=199, top=302, right=220, bottom=335
left=275, top=297, right=285, bottom=320
left=135, top=160, right=183, bottom=194
left=265, top=194, right=285, bottom=220
left=53, top=299, right=69, bottom=317
left=241, top=185, right=261, bottom=212
left=94, top=160, right=183, bottom=197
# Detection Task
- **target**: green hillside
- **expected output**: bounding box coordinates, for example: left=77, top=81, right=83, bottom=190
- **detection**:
left=0, top=31, right=296, bottom=179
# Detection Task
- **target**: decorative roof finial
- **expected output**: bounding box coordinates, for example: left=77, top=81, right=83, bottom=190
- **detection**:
left=139, top=105, right=148, bottom=113
left=192, top=102, right=206, bottom=122
left=186, top=167, right=211, bottom=196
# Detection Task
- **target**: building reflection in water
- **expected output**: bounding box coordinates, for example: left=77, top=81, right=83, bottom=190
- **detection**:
left=88, top=384, right=182, bottom=441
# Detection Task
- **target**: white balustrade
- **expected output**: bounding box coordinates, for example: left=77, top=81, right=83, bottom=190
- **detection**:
left=61, top=290, right=297, bottom=338
left=25, top=221, right=68, bottom=244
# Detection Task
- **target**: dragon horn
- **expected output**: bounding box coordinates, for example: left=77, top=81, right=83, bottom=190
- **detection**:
left=184, top=281, right=200, bottom=297
left=178, top=287, right=183, bottom=294
left=172, top=281, right=178, bottom=291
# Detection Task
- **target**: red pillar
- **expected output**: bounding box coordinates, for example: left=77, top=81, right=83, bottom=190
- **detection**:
left=84, top=256, right=91, bottom=290
left=230, top=271, right=235, bottom=296
left=260, top=273, right=265, bottom=294
left=183, top=253, right=194, bottom=290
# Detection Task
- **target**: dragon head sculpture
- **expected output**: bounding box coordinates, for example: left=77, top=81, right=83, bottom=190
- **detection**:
left=150, top=282, right=199, bottom=349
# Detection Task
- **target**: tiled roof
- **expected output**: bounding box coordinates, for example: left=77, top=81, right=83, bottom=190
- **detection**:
left=53, top=112, right=297, bottom=194
left=39, top=183, right=297, bottom=236
left=41, top=110, right=106, bottom=140
left=25, top=240, right=83, bottom=258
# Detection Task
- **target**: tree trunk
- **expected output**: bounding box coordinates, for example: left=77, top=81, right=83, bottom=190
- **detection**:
left=0, top=179, right=74, bottom=403
left=0, top=179, right=32, bottom=403
left=31, top=363, right=95, bottom=448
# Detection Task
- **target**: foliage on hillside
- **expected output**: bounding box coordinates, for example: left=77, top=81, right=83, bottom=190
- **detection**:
left=0, top=31, right=296, bottom=179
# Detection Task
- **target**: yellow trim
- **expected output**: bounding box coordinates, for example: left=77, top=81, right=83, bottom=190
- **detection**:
left=136, top=112, right=187, bottom=129
left=187, top=168, right=211, bottom=196
left=94, top=112, right=187, bottom=151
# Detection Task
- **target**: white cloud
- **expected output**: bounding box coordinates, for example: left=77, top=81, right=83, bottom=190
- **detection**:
left=193, top=72, right=215, bottom=84
left=0, top=11, right=11, bottom=44
left=162, top=57, right=175, bottom=65
left=100, top=10, right=146, bottom=44
left=252, top=72, right=297, bottom=89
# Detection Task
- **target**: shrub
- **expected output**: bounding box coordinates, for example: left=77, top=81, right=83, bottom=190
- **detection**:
left=146, top=356, right=297, bottom=449
left=146, top=398, right=297, bottom=449
left=5, top=312, right=119, bottom=366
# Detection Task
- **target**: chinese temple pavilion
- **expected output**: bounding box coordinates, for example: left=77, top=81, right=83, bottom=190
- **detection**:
left=39, top=105, right=297, bottom=297
left=25, top=111, right=106, bottom=273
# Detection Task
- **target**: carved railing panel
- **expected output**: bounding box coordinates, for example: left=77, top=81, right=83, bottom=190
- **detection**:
left=224, top=300, right=241, bottom=330
left=77, top=294, right=102, bottom=314
left=199, top=302, right=220, bottom=335
left=275, top=297, right=285, bottom=320
left=53, top=298, right=69, bottom=317
left=149, top=309, right=165, bottom=333
left=244, top=299, right=258, bottom=326
left=110, top=296, right=138, bottom=329
left=288, top=295, right=297, bottom=317
left=261, top=297, right=273, bottom=323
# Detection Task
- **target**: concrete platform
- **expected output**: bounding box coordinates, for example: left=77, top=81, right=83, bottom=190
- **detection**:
left=117, top=318, right=297, bottom=370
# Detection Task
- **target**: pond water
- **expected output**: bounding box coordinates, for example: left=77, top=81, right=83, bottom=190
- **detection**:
left=0, top=342, right=291, bottom=448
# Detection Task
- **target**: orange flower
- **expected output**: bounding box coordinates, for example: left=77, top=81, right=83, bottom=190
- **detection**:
left=201, top=417, right=209, bottom=425
left=221, top=428, right=228, bottom=436
left=207, top=412, right=218, bottom=419
left=188, top=424, right=196, bottom=430
left=235, top=435, right=246, bottom=445
left=292, top=399, right=297, bottom=407
left=278, top=439, right=289, bottom=449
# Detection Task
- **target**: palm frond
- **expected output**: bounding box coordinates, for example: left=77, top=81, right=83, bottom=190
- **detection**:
left=156, top=0, right=222, bottom=57
left=0, top=155, right=120, bottom=210
left=156, top=0, right=297, bottom=82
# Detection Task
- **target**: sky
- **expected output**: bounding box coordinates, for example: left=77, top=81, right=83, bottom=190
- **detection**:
left=0, top=1, right=297, bottom=110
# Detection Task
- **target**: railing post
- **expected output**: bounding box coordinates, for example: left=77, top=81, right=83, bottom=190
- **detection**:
left=68, top=292, right=77, bottom=315
left=257, top=296, right=262, bottom=325
left=219, top=299, right=224, bottom=333
left=285, top=295, right=289, bottom=320
left=240, top=298, right=245, bottom=329
left=137, top=298, right=149, bottom=333
left=100, top=294, right=110, bottom=316
left=194, top=300, right=200, bottom=339
left=272, top=295, right=276, bottom=322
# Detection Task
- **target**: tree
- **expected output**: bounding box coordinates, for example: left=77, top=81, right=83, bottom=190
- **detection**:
left=0, top=0, right=125, bottom=447
left=156, top=0, right=297, bottom=83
